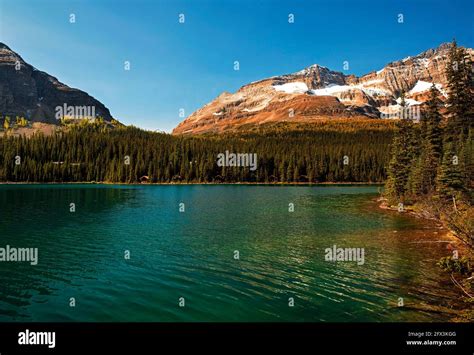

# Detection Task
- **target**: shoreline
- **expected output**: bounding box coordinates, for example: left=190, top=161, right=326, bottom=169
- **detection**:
left=378, top=196, right=472, bottom=248
left=377, top=197, right=473, bottom=322
left=0, top=181, right=385, bottom=186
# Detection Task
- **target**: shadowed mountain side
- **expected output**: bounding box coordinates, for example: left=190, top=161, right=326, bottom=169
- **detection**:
left=0, top=43, right=113, bottom=124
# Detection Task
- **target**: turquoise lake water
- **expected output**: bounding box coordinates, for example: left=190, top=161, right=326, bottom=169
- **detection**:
left=0, top=184, right=460, bottom=321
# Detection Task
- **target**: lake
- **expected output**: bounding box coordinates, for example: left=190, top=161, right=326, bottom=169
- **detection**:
left=0, top=184, right=460, bottom=321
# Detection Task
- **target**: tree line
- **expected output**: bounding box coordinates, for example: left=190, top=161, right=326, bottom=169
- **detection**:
left=0, top=119, right=394, bottom=184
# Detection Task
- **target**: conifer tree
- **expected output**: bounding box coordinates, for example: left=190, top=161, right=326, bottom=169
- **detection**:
left=412, top=85, right=443, bottom=194
left=386, top=98, right=415, bottom=203
left=445, top=40, right=473, bottom=137
left=438, top=40, right=473, bottom=200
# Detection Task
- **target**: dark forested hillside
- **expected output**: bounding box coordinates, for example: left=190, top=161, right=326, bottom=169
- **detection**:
left=0, top=120, right=394, bottom=184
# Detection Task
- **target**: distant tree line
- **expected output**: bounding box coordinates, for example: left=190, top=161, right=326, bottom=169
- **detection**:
left=0, top=119, right=394, bottom=184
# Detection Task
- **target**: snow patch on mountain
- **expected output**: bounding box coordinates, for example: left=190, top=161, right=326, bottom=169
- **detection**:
left=273, top=82, right=309, bottom=94
left=311, top=84, right=350, bottom=96
left=409, top=80, right=442, bottom=94
left=310, top=82, right=389, bottom=97
left=396, top=97, right=421, bottom=106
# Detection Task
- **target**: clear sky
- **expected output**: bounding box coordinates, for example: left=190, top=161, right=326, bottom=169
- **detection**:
left=1, top=0, right=473, bottom=132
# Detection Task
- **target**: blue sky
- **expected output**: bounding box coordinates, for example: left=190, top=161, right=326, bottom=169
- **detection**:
left=1, top=0, right=473, bottom=132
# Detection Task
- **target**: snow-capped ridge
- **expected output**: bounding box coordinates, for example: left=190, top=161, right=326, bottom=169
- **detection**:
left=173, top=42, right=474, bottom=135
left=294, top=63, right=329, bottom=75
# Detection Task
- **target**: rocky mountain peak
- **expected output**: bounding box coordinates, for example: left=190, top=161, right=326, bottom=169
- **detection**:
left=0, top=42, right=113, bottom=124
left=0, top=43, right=25, bottom=65
left=173, top=43, right=474, bottom=135
left=0, top=43, right=14, bottom=51
left=291, top=64, right=347, bottom=89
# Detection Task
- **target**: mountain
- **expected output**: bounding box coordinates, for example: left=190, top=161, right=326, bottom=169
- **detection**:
left=0, top=43, right=113, bottom=124
left=173, top=43, right=474, bottom=135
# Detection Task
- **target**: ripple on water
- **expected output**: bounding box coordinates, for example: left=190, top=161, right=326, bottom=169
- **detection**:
left=0, top=184, right=464, bottom=322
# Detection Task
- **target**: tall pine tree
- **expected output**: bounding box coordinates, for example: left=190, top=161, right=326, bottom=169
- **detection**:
left=386, top=91, right=416, bottom=203
left=438, top=40, right=473, bottom=201
left=412, top=85, right=443, bottom=195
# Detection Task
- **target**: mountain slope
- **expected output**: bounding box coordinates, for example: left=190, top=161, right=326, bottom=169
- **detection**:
left=0, top=43, right=113, bottom=124
left=173, top=43, right=474, bottom=135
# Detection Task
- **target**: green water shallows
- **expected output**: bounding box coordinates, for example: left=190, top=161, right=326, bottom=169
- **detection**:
left=0, top=184, right=458, bottom=322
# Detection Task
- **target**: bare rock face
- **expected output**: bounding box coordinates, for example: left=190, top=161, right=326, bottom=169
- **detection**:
left=173, top=43, right=474, bottom=135
left=0, top=43, right=113, bottom=123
